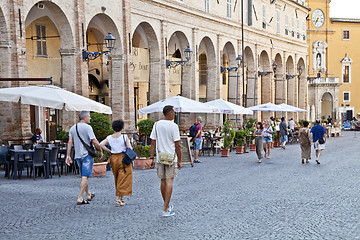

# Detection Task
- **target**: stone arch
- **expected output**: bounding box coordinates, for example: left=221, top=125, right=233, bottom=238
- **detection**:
left=167, top=31, right=190, bottom=98
left=25, top=1, right=74, bottom=49
left=297, top=57, right=307, bottom=119
left=321, top=92, right=333, bottom=120
left=259, top=50, right=271, bottom=105
left=274, top=53, right=284, bottom=105
left=244, top=46, right=256, bottom=107
left=198, top=36, right=217, bottom=102
left=286, top=55, right=295, bottom=119
left=86, top=13, right=123, bottom=110
left=222, top=41, right=237, bottom=103
left=132, top=22, right=161, bottom=122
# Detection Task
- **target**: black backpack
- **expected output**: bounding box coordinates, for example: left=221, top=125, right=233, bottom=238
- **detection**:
left=189, top=123, right=200, bottom=138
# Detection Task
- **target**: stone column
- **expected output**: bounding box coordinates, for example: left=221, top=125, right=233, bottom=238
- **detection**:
left=108, top=54, right=125, bottom=122
left=59, top=48, right=77, bottom=131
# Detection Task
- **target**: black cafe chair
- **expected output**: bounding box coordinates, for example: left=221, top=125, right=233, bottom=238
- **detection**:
left=49, top=147, right=60, bottom=178
left=0, top=146, right=10, bottom=177
left=19, top=147, right=46, bottom=180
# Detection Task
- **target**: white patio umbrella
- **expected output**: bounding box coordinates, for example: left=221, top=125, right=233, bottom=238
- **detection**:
left=0, top=85, right=112, bottom=114
left=248, top=102, right=289, bottom=112
left=279, top=103, right=307, bottom=112
left=206, top=99, right=253, bottom=115
left=138, top=95, right=218, bottom=114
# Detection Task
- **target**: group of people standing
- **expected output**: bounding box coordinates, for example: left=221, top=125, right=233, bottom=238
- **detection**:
left=253, top=117, right=327, bottom=165
left=65, top=106, right=182, bottom=217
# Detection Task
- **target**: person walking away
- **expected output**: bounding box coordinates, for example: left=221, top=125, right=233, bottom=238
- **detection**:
left=310, top=120, right=327, bottom=164
left=280, top=117, right=288, bottom=149
left=288, top=118, right=296, bottom=132
left=31, top=128, right=43, bottom=143
left=100, top=120, right=133, bottom=207
left=66, top=111, right=103, bottom=205
left=150, top=105, right=182, bottom=217
left=193, top=116, right=203, bottom=163
left=327, top=115, right=332, bottom=125
left=263, top=121, right=273, bottom=159
left=253, top=122, right=264, bottom=163
left=299, top=121, right=312, bottom=164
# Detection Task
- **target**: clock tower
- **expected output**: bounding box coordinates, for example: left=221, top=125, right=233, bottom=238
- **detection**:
left=306, top=0, right=332, bottom=76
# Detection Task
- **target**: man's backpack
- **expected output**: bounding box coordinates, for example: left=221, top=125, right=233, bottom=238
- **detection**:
left=189, top=123, right=199, bottom=138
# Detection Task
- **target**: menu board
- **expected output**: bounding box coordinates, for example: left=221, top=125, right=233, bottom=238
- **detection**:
left=179, top=136, right=193, bottom=167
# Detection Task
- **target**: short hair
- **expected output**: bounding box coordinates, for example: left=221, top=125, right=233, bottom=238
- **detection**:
left=290, top=118, right=293, bottom=120
left=257, top=122, right=263, bottom=129
left=112, top=120, right=124, bottom=132
left=303, top=121, right=309, bottom=127
left=281, top=117, right=285, bottom=122
left=163, top=105, right=174, bottom=116
left=35, top=128, right=42, bottom=135
left=79, top=111, right=90, bottom=121
left=316, top=120, right=321, bottom=124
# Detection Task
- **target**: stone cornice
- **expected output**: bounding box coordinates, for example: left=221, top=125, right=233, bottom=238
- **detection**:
left=58, top=48, right=77, bottom=56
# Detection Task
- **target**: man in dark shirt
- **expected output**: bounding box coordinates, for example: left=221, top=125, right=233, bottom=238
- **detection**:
left=279, top=117, right=288, bottom=149
left=310, top=120, right=327, bottom=164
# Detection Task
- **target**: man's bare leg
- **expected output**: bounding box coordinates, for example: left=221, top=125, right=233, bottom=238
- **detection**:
left=77, top=177, right=88, bottom=202
left=194, top=149, right=199, bottom=161
left=160, top=179, right=166, bottom=202
left=163, top=178, right=174, bottom=212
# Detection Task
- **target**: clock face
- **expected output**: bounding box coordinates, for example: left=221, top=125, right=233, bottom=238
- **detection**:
left=312, top=9, right=325, bottom=28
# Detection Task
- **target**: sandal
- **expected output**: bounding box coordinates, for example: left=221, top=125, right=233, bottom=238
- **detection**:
left=306, top=160, right=309, bottom=164
left=77, top=199, right=90, bottom=205
left=258, top=159, right=262, bottom=163
left=87, top=193, right=95, bottom=201
left=116, top=200, right=125, bottom=207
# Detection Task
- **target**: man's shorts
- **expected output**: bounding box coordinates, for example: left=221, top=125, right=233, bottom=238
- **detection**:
left=75, top=154, right=94, bottom=177
left=314, top=140, right=325, bottom=151
left=263, top=136, right=273, bottom=143
left=157, top=163, right=177, bottom=179
left=194, top=138, right=203, bottom=150
left=281, top=135, right=288, bottom=143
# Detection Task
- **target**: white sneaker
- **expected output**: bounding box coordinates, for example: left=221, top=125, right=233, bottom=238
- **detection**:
left=162, top=210, right=175, bottom=217
left=167, top=204, right=173, bottom=212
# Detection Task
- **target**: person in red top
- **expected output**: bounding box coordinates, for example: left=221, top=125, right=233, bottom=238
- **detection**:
left=193, top=116, right=203, bottom=163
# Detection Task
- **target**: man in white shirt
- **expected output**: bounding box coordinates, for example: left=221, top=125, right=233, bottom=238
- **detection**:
left=289, top=118, right=296, bottom=132
left=150, top=105, right=182, bottom=217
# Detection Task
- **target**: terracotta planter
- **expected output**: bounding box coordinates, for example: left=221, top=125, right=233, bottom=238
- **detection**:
left=250, top=144, right=256, bottom=151
left=235, top=146, right=244, bottom=154
left=273, top=141, right=279, bottom=148
left=221, top=149, right=230, bottom=157
left=92, top=162, right=108, bottom=177
left=134, top=157, right=154, bottom=170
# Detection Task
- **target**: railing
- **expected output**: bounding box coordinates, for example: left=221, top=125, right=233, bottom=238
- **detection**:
left=308, top=77, right=340, bottom=84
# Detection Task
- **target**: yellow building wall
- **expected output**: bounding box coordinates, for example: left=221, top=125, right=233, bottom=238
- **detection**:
left=25, top=16, right=61, bottom=85
left=307, top=0, right=360, bottom=117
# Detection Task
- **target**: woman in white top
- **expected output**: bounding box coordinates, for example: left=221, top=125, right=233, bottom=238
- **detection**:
left=100, top=120, right=133, bottom=207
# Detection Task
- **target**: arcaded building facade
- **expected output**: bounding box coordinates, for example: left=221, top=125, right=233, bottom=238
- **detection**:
left=0, top=0, right=309, bottom=142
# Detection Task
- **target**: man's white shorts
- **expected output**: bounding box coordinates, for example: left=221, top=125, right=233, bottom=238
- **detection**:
left=314, top=140, right=325, bottom=150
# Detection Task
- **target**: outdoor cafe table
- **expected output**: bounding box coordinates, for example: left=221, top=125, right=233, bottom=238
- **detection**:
left=9, top=149, right=51, bottom=180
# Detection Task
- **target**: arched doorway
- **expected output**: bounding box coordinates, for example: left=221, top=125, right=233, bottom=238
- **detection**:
left=244, top=46, right=256, bottom=107
left=167, top=31, right=190, bottom=98
left=198, top=37, right=217, bottom=102
left=286, top=56, right=295, bottom=119
left=259, top=50, right=271, bottom=119
left=222, top=42, right=237, bottom=103
left=132, top=22, right=160, bottom=122
left=297, top=58, right=306, bottom=119
left=24, top=1, right=74, bottom=140
left=274, top=53, right=283, bottom=105
left=321, top=92, right=333, bottom=120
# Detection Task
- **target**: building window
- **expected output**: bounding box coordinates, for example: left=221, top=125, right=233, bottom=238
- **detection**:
left=341, top=54, right=353, bottom=83
left=343, top=30, right=350, bottom=40
left=276, top=10, right=280, bottom=34
left=285, top=15, right=288, bottom=35
left=302, top=22, right=306, bottom=40
left=248, top=0, right=252, bottom=26
left=227, top=0, right=232, bottom=18
left=204, top=0, right=210, bottom=12
left=297, top=20, right=300, bottom=38
left=36, top=24, right=47, bottom=57
left=262, top=4, right=266, bottom=29
left=343, top=92, right=350, bottom=102
left=291, top=17, right=295, bottom=37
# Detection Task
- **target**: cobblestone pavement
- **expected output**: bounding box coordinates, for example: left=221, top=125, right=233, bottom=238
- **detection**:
left=1, top=131, right=360, bottom=240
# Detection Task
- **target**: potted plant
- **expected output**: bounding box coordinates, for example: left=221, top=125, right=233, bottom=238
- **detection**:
left=272, top=129, right=280, bottom=147
left=248, top=127, right=256, bottom=151
left=221, top=120, right=235, bottom=157
left=92, top=150, right=109, bottom=177
left=133, top=145, right=154, bottom=170
left=245, top=118, right=257, bottom=151
left=136, top=119, right=155, bottom=145
left=234, top=129, right=247, bottom=154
